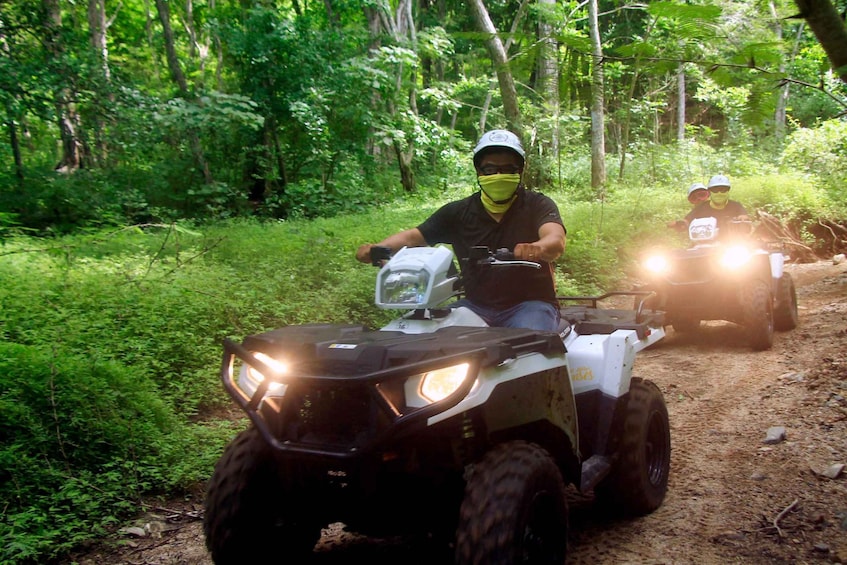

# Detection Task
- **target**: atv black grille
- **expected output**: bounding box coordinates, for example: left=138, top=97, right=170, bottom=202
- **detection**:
left=664, top=254, right=713, bottom=284
left=267, top=385, right=387, bottom=449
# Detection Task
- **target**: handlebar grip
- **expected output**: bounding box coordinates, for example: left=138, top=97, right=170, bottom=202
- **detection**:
left=370, top=246, right=392, bottom=266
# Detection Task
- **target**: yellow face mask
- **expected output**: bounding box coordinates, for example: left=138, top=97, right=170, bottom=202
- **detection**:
left=478, top=174, right=521, bottom=214
left=710, top=192, right=730, bottom=208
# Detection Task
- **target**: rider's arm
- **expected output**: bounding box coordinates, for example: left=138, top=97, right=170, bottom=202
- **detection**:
left=355, top=228, right=427, bottom=263
left=514, top=222, right=566, bottom=262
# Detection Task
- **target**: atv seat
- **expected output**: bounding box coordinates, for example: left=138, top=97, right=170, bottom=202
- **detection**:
left=558, top=306, right=664, bottom=340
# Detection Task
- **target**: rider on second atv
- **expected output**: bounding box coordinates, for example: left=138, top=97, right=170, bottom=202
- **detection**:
left=681, top=174, right=750, bottom=232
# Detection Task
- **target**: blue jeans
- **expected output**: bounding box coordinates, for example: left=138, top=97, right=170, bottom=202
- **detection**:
left=451, top=299, right=559, bottom=332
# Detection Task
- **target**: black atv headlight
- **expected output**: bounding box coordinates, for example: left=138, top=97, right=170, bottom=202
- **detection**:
left=241, top=351, right=288, bottom=396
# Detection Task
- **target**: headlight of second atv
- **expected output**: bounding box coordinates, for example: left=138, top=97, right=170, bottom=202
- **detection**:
left=242, top=352, right=288, bottom=395
left=643, top=254, right=670, bottom=275
left=406, top=363, right=472, bottom=406
left=721, top=245, right=752, bottom=269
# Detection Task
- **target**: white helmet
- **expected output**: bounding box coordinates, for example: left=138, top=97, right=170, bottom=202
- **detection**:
left=707, top=175, right=731, bottom=190
left=687, top=182, right=707, bottom=196
left=473, top=129, right=525, bottom=167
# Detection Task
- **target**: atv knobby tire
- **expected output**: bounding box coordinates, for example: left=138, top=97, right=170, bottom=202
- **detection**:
left=204, top=427, right=322, bottom=564
left=773, top=273, right=798, bottom=331
left=742, top=280, right=774, bottom=351
left=455, top=441, right=568, bottom=565
left=595, top=378, right=670, bottom=516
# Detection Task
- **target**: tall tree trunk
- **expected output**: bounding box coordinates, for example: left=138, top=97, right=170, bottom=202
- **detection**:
left=44, top=0, right=84, bottom=173
left=588, top=0, right=606, bottom=190
left=365, top=0, right=417, bottom=193
left=535, top=0, right=559, bottom=188
left=617, top=17, right=655, bottom=180
left=154, top=0, right=213, bottom=184
left=142, top=0, right=161, bottom=81
left=770, top=1, right=788, bottom=140
left=793, top=0, right=847, bottom=84
left=7, top=119, right=24, bottom=180
left=468, top=0, right=521, bottom=133
left=88, top=0, right=110, bottom=80
left=677, top=63, right=686, bottom=142
left=88, top=0, right=115, bottom=165
left=156, top=0, right=189, bottom=92
left=1, top=25, right=25, bottom=180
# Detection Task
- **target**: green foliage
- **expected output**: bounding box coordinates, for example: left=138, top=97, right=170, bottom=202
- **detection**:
left=0, top=341, right=235, bottom=563
left=732, top=173, right=833, bottom=221
left=780, top=119, right=847, bottom=205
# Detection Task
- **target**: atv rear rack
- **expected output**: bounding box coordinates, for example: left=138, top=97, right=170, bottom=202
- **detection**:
left=558, top=291, right=665, bottom=339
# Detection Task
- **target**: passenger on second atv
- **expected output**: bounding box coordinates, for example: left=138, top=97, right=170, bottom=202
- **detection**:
left=668, top=182, right=710, bottom=230
left=687, top=182, right=710, bottom=205
left=683, top=174, right=751, bottom=230
left=355, top=129, right=566, bottom=332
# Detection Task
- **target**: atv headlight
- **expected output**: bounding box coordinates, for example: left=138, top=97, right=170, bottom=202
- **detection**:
left=380, top=269, right=431, bottom=306
left=643, top=255, right=670, bottom=274
left=420, top=363, right=470, bottom=402
left=721, top=245, right=752, bottom=269
left=244, top=352, right=288, bottom=395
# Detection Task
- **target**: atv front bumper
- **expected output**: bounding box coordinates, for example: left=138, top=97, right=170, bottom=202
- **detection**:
left=220, top=324, right=566, bottom=460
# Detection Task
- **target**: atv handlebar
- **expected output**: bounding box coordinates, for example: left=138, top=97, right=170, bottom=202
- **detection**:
left=467, top=246, right=541, bottom=270
left=369, top=246, right=393, bottom=266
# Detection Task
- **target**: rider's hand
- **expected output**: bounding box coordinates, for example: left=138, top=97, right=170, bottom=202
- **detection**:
left=356, top=243, right=374, bottom=263
left=514, top=243, right=543, bottom=261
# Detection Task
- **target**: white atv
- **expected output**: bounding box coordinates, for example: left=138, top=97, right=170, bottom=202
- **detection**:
left=204, top=244, right=671, bottom=564
left=637, top=217, right=799, bottom=350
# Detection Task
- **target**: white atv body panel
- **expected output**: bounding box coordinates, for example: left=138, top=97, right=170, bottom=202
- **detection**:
left=565, top=326, right=664, bottom=400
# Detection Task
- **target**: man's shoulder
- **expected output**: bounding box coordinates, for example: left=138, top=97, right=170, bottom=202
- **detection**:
left=521, top=189, right=559, bottom=207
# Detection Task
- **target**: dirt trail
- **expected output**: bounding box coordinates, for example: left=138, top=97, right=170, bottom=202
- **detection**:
left=68, top=260, right=847, bottom=565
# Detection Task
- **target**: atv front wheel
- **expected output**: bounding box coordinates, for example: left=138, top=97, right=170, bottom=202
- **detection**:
left=671, top=316, right=700, bottom=333
left=742, top=280, right=774, bottom=351
left=455, top=441, right=568, bottom=565
left=773, top=273, right=798, bottom=331
left=204, top=427, right=322, bottom=564
left=595, top=378, right=670, bottom=516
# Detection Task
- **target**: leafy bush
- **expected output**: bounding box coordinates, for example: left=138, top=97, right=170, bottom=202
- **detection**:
left=0, top=342, right=234, bottom=564
left=781, top=119, right=847, bottom=205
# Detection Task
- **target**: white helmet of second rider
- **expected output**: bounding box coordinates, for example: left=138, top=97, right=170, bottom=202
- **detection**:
left=707, top=175, right=731, bottom=190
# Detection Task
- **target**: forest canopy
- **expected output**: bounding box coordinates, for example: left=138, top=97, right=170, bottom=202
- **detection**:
left=1, top=0, right=845, bottom=232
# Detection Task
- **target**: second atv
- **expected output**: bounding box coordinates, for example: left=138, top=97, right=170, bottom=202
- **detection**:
left=636, top=217, right=799, bottom=350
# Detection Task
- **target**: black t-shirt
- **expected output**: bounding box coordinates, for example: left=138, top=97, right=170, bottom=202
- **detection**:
left=417, top=187, right=565, bottom=310
left=685, top=200, right=748, bottom=226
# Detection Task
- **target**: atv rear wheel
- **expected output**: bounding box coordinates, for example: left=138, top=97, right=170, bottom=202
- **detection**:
left=742, top=280, right=774, bottom=351
left=203, top=427, right=322, bottom=564
left=455, top=441, right=568, bottom=565
left=595, top=378, right=670, bottom=516
left=773, top=273, right=798, bottom=331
